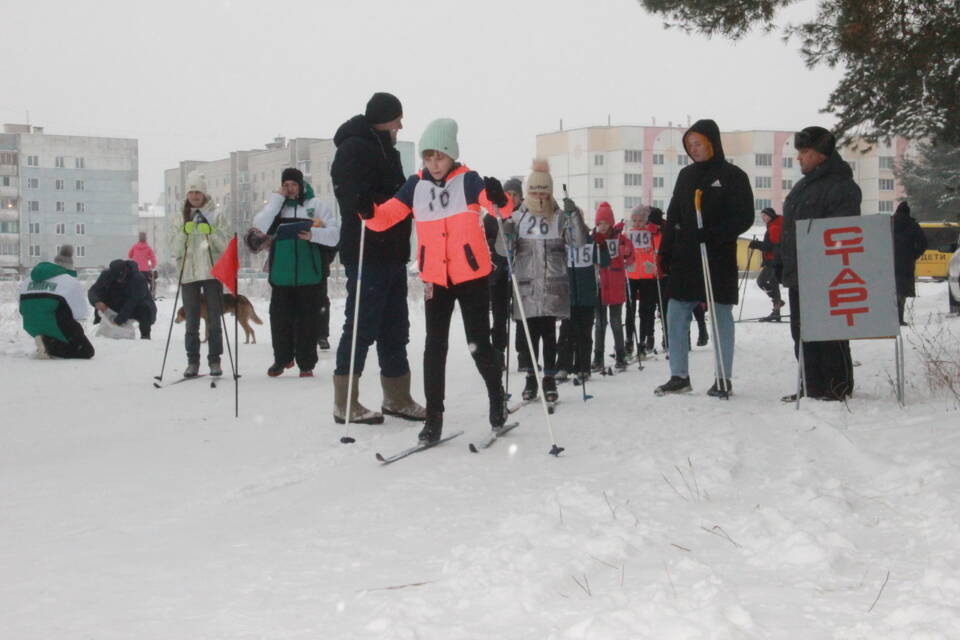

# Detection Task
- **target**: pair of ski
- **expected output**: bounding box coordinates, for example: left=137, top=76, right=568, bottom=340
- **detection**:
left=374, top=421, right=521, bottom=464
left=153, top=374, right=217, bottom=389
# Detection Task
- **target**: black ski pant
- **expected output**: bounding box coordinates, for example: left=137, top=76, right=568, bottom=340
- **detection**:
left=625, top=279, right=639, bottom=346
left=632, top=279, right=659, bottom=345
left=335, top=262, right=410, bottom=378
left=317, top=277, right=330, bottom=340
left=515, top=316, right=558, bottom=376
left=181, top=279, right=223, bottom=364
left=594, top=302, right=625, bottom=363
left=789, top=286, right=854, bottom=399
left=43, top=303, right=94, bottom=359
left=423, top=277, right=502, bottom=415
left=758, top=264, right=783, bottom=306
left=489, top=271, right=510, bottom=355
left=556, top=305, right=595, bottom=375
left=269, top=283, right=322, bottom=372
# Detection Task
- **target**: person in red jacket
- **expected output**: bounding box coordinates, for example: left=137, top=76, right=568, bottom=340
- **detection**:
left=128, top=232, right=158, bottom=298
left=591, top=202, right=634, bottom=371
left=625, top=205, right=665, bottom=356
left=362, top=118, right=512, bottom=444
left=749, top=207, right=785, bottom=321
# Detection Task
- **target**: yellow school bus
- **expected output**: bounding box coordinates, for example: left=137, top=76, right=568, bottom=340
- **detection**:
left=917, top=223, right=960, bottom=279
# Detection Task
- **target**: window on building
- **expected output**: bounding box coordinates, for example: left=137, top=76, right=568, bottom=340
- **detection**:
left=624, top=150, right=642, bottom=163
left=75, top=157, right=85, bottom=169
left=624, top=197, right=643, bottom=209
left=75, top=180, right=84, bottom=191
left=594, top=154, right=605, bottom=166
left=27, top=155, right=39, bottom=167
left=55, top=179, right=64, bottom=190
left=29, top=222, right=40, bottom=234
left=755, top=198, right=772, bottom=211
left=0, top=221, right=19, bottom=233
left=55, top=156, right=65, bottom=168
left=594, top=177, right=604, bottom=189
left=879, top=156, right=895, bottom=170
left=653, top=199, right=664, bottom=209
left=782, top=179, right=793, bottom=190
left=76, top=245, right=85, bottom=258
left=677, top=155, right=688, bottom=166
left=0, top=152, right=18, bottom=165
left=652, top=153, right=664, bottom=165
left=29, top=200, right=39, bottom=212
left=76, top=202, right=85, bottom=213
left=755, top=153, right=773, bottom=167
left=782, top=157, right=793, bottom=169
left=624, top=173, right=642, bottom=186
left=755, top=176, right=772, bottom=189
left=879, top=178, right=895, bottom=191
left=56, top=201, right=65, bottom=212
left=1, top=176, right=9, bottom=186
left=1, top=197, right=15, bottom=208
left=75, top=223, right=85, bottom=235
left=879, top=200, right=894, bottom=213
left=653, top=176, right=665, bottom=188
left=56, top=223, right=65, bottom=235
left=27, top=178, right=39, bottom=189
left=30, top=245, right=41, bottom=257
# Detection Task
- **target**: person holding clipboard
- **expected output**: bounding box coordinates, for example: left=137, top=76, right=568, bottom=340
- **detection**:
left=253, top=167, right=340, bottom=377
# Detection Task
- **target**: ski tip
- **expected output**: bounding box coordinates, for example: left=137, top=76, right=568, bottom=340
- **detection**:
left=375, top=452, right=386, bottom=462
left=340, top=436, right=356, bottom=444
left=584, top=394, right=594, bottom=401
left=468, top=443, right=479, bottom=453
left=152, top=382, right=162, bottom=389
left=153, top=375, right=162, bottom=381
left=549, top=444, right=565, bottom=457
left=210, top=381, right=216, bottom=388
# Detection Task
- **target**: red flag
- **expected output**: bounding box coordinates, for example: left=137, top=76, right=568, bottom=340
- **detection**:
left=212, top=236, right=239, bottom=294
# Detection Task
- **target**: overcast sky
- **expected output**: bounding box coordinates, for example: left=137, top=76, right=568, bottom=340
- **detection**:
left=1, top=0, right=839, bottom=203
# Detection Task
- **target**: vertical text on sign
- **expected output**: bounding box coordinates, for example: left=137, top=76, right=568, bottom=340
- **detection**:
left=824, top=226, right=869, bottom=326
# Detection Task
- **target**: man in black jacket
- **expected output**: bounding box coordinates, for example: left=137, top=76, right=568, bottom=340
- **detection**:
left=88, top=259, right=156, bottom=339
left=656, top=119, right=754, bottom=397
left=330, top=92, right=425, bottom=424
left=781, top=126, right=862, bottom=402
left=891, top=201, right=927, bottom=325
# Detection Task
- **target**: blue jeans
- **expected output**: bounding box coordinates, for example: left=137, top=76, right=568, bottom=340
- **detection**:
left=334, top=262, right=411, bottom=378
left=666, top=299, right=735, bottom=380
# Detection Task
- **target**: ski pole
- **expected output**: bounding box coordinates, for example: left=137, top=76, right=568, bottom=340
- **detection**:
left=653, top=248, right=668, bottom=351
left=340, top=221, right=366, bottom=444
left=493, top=204, right=564, bottom=457
left=505, top=292, right=512, bottom=400
left=694, top=189, right=729, bottom=397
left=207, top=241, right=237, bottom=383
left=154, top=235, right=189, bottom=386
left=738, top=236, right=756, bottom=321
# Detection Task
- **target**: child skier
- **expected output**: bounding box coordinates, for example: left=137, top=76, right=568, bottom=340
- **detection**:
left=625, top=205, right=665, bottom=356
left=360, top=118, right=512, bottom=444
left=497, top=159, right=585, bottom=404
left=556, top=201, right=599, bottom=383
left=592, top=202, right=634, bottom=372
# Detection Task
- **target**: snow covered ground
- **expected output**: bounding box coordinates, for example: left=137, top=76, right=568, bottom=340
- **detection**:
left=2, top=278, right=959, bottom=639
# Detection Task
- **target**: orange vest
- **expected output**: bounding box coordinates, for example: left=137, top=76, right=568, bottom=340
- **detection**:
left=626, top=223, right=663, bottom=280
left=365, top=165, right=513, bottom=287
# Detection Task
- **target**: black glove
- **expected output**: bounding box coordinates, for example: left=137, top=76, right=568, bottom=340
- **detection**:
left=748, top=239, right=761, bottom=250
left=562, top=197, right=578, bottom=214
left=483, top=177, right=508, bottom=208
left=357, top=195, right=375, bottom=220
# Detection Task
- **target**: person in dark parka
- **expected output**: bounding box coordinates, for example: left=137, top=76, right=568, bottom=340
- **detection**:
left=88, top=259, right=156, bottom=339
left=329, top=92, right=425, bottom=424
left=780, top=126, right=862, bottom=402
left=891, top=201, right=927, bottom=325
left=656, top=119, right=754, bottom=396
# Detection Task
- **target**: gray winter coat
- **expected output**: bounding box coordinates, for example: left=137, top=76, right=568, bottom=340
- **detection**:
left=498, top=204, right=586, bottom=320
left=781, top=152, right=862, bottom=288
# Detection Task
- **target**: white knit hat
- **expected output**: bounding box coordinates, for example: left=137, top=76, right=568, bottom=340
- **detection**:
left=418, top=118, right=459, bottom=160
left=185, top=170, right=208, bottom=196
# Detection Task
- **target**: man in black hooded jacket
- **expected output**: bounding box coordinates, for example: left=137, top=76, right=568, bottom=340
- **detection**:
left=656, top=119, right=754, bottom=397
left=329, top=92, right=425, bottom=424
left=780, top=126, right=862, bottom=402
left=88, top=259, right=156, bottom=339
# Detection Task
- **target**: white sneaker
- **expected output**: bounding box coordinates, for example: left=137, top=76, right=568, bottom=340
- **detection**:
left=35, top=335, right=50, bottom=359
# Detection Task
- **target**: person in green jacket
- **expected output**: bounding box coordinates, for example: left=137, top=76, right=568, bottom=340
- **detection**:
left=19, top=244, right=94, bottom=359
left=252, top=167, right=340, bottom=377
left=171, top=170, right=230, bottom=377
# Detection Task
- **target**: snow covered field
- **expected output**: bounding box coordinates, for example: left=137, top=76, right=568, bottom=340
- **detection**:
left=2, top=279, right=959, bottom=639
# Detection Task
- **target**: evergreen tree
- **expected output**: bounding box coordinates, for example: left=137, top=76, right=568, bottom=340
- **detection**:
left=897, top=143, right=960, bottom=222
left=638, top=1, right=960, bottom=145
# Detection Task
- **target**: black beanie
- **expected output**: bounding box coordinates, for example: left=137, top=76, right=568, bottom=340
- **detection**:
left=648, top=208, right=665, bottom=226
left=794, top=126, right=836, bottom=156
left=365, top=92, right=403, bottom=125
left=109, top=259, right=127, bottom=281
left=761, top=207, right=778, bottom=220
left=281, top=167, right=303, bottom=184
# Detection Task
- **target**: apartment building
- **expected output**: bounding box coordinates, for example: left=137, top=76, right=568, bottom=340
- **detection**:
left=164, top=136, right=416, bottom=266
left=536, top=124, right=909, bottom=222
left=0, top=123, right=138, bottom=274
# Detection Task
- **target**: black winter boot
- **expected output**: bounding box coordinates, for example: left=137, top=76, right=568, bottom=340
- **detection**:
left=654, top=376, right=692, bottom=396
left=489, top=387, right=507, bottom=431
left=542, top=376, right=558, bottom=403
left=522, top=373, right=538, bottom=401
left=707, top=379, right=732, bottom=398
left=418, top=411, right=443, bottom=444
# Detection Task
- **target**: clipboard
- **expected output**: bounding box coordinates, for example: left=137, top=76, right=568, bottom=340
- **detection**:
left=275, top=219, right=313, bottom=240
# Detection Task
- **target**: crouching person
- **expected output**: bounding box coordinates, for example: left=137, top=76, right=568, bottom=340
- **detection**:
left=19, top=244, right=94, bottom=359
left=88, top=258, right=157, bottom=339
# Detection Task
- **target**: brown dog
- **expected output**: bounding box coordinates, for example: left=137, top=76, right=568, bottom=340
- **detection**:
left=175, top=293, right=263, bottom=344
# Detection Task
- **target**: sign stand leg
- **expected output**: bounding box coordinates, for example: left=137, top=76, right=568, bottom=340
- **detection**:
left=796, top=340, right=805, bottom=410
left=895, top=335, right=905, bottom=407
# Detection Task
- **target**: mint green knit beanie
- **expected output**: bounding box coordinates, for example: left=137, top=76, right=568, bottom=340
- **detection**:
left=418, top=118, right=459, bottom=160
